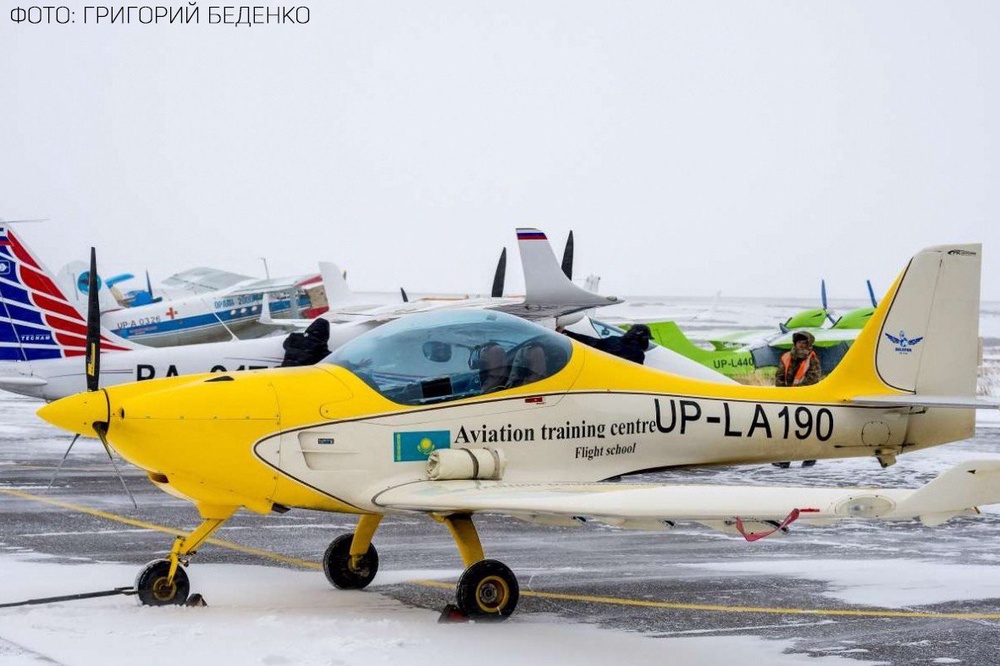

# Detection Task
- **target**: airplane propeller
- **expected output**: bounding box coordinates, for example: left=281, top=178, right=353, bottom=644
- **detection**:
left=47, top=247, right=137, bottom=508
left=491, top=248, right=507, bottom=298
left=866, top=279, right=878, bottom=307
left=821, top=279, right=836, bottom=325
left=400, top=287, right=409, bottom=303
left=142, top=269, right=156, bottom=304
left=561, top=230, right=574, bottom=280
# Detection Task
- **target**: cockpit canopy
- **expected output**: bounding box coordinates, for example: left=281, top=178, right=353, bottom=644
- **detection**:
left=325, top=310, right=572, bottom=405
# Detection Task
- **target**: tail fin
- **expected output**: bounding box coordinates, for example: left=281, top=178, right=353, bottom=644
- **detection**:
left=823, top=244, right=983, bottom=449
left=828, top=244, right=981, bottom=396
left=318, top=262, right=360, bottom=308
left=516, top=228, right=620, bottom=310
left=647, top=321, right=714, bottom=362
left=55, top=260, right=123, bottom=313
left=0, top=224, right=133, bottom=361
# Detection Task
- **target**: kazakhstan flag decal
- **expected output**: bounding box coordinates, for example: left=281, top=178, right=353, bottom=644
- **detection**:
left=393, top=430, right=451, bottom=462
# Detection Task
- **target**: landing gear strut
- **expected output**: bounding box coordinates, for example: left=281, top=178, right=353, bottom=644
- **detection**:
left=134, top=504, right=236, bottom=607
left=441, top=513, right=519, bottom=620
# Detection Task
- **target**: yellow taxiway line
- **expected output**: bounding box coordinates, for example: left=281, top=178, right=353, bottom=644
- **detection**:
left=0, top=488, right=321, bottom=570
left=4, top=487, right=1000, bottom=621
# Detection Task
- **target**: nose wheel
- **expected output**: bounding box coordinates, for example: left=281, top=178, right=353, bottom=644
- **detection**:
left=455, top=559, right=519, bottom=620
left=135, top=559, right=190, bottom=606
left=323, top=533, right=379, bottom=589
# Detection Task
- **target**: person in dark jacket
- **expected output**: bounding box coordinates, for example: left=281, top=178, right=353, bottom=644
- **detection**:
left=562, top=323, right=651, bottom=365
left=773, top=330, right=821, bottom=468
left=280, top=317, right=331, bottom=367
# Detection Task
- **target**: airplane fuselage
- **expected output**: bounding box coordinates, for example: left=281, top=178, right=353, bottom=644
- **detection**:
left=102, top=292, right=308, bottom=347
left=47, top=348, right=968, bottom=518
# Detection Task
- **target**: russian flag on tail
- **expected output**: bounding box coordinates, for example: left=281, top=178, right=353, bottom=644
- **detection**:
left=516, top=229, right=547, bottom=241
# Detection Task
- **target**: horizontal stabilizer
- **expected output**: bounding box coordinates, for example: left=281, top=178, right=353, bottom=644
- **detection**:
left=895, top=460, right=1000, bottom=525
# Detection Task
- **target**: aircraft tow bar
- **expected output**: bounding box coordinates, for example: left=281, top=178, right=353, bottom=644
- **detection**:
left=0, top=586, right=137, bottom=609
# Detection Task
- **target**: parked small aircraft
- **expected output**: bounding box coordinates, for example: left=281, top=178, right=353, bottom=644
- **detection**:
left=52, top=254, right=323, bottom=347
left=646, top=281, right=880, bottom=378
left=37, top=242, right=1000, bottom=619
left=705, top=280, right=878, bottom=352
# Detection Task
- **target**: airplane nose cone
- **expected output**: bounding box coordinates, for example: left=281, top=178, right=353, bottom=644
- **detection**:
left=37, top=390, right=110, bottom=437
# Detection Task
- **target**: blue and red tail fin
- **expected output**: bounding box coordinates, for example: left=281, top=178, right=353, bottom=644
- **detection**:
left=0, top=224, right=132, bottom=361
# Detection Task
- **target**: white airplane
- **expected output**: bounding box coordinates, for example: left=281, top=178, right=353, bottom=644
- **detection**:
left=50, top=253, right=324, bottom=347
left=1, top=225, right=650, bottom=402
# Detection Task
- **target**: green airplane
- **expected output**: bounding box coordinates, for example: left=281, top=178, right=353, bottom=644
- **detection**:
left=636, top=281, right=878, bottom=379
left=706, top=280, right=876, bottom=351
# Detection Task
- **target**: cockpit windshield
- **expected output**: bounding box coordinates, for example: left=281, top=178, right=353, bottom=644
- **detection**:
left=585, top=318, right=627, bottom=339
left=324, top=310, right=572, bottom=405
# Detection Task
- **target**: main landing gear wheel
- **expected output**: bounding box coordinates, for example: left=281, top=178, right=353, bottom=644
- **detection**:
left=456, top=559, right=519, bottom=621
left=323, top=533, right=379, bottom=590
left=135, top=559, right=190, bottom=606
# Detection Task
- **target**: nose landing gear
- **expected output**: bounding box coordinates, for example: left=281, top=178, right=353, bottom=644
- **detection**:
left=135, top=559, right=190, bottom=606
left=134, top=505, right=237, bottom=607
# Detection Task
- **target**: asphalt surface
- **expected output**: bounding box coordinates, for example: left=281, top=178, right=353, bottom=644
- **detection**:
left=3, top=393, right=1000, bottom=665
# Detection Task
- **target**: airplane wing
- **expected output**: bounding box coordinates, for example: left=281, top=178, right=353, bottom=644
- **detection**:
left=768, top=328, right=861, bottom=349
left=0, top=375, right=48, bottom=388
left=160, top=267, right=255, bottom=294
left=705, top=329, right=776, bottom=350
left=849, top=394, right=1000, bottom=410
left=373, top=460, right=1000, bottom=535
left=224, top=273, right=321, bottom=297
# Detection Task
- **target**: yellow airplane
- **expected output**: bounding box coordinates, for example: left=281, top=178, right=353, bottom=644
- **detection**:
left=37, top=243, right=1000, bottom=620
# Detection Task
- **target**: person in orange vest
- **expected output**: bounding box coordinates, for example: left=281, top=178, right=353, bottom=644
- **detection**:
left=775, top=331, right=822, bottom=387
left=773, top=330, right=822, bottom=468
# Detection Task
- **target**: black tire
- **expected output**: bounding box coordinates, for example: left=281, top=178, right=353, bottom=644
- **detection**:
left=135, top=559, right=190, bottom=606
left=323, top=533, right=378, bottom=590
left=455, top=559, right=519, bottom=620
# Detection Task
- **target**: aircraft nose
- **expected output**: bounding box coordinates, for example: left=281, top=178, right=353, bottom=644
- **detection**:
left=37, top=390, right=110, bottom=437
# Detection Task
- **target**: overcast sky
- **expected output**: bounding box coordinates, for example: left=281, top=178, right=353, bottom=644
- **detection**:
left=2, top=2, right=997, bottom=301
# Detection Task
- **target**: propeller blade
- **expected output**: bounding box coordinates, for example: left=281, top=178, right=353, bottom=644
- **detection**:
left=85, top=248, right=101, bottom=392
left=491, top=248, right=507, bottom=298
left=821, top=279, right=836, bottom=324
left=45, top=434, right=80, bottom=492
left=561, top=230, right=574, bottom=280
left=94, top=422, right=137, bottom=509
left=400, top=287, right=409, bottom=303
left=145, top=269, right=154, bottom=300
left=867, top=279, right=878, bottom=307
